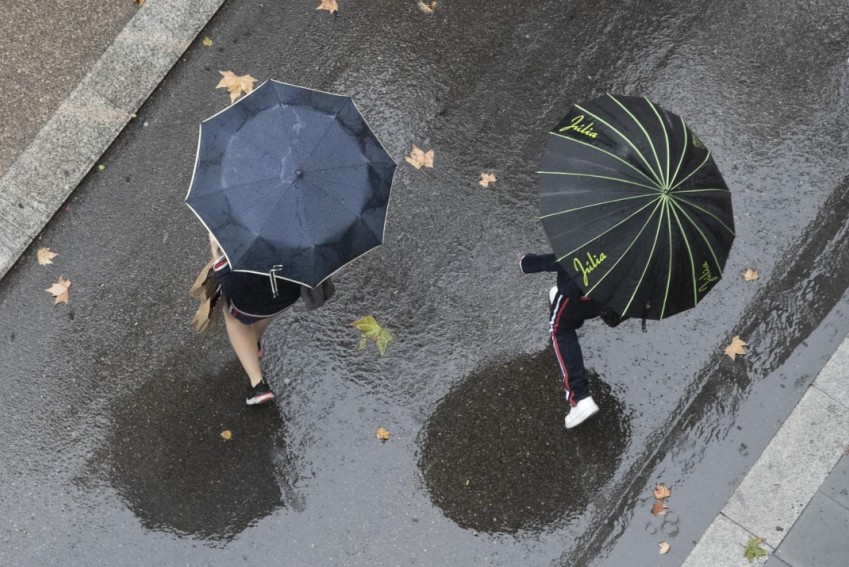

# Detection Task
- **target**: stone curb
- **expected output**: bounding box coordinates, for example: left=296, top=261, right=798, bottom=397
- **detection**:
left=682, top=337, right=849, bottom=567
left=0, top=0, right=226, bottom=280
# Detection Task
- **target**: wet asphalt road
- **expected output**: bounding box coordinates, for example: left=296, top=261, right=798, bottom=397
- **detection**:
left=2, top=1, right=849, bottom=565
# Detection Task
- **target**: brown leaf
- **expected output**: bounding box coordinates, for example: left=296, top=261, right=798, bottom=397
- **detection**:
left=743, top=268, right=759, bottom=282
left=376, top=426, right=390, bottom=441
left=418, top=1, right=437, bottom=13
left=405, top=145, right=434, bottom=169
left=659, top=541, right=670, bottom=554
left=45, top=275, right=71, bottom=305
left=650, top=499, right=667, bottom=516
left=653, top=483, right=671, bottom=500
left=724, top=335, right=747, bottom=361
left=220, top=430, right=232, bottom=440
left=135, top=0, right=145, bottom=5
left=316, top=0, right=338, bottom=14
left=36, top=247, right=58, bottom=265
left=478, top=172, right=497, bottom=187
left=216, top=70, right=257, bottom=104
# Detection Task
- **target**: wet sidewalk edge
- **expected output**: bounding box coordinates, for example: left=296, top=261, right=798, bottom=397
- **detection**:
left=0, top=0, right=227, bottom=280
left=682, top=338, right=849, bottom=567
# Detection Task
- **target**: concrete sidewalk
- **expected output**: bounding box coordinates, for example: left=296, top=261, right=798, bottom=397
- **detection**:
left=0, top=0, right=225, bottom=279
left=683, top=339, right=849, bottom=567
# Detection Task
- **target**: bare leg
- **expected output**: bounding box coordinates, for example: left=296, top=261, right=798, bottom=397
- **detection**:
left=223, top=309, right=264, bottom=387
left=252, top=316, right=274, bottom=343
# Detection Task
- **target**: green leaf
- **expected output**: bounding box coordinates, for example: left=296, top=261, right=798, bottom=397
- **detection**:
left=743, top=537, right=767, bottom=563
left=376, top=328, right=393, bottom=356
left=202, top=37, right=213, bottom=47
left=352, top=315, right=393, bottom=356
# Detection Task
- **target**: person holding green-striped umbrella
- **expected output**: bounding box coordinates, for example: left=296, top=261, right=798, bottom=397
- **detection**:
left=523, top=94, right=734, bottom=429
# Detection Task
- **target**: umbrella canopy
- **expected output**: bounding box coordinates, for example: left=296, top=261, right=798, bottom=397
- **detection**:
left=538, top=94, right=734, bottom=320
left=186, top=80, right=396, bottom=288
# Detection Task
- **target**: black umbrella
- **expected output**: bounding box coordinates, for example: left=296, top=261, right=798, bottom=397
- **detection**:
left=538, top=94, right=734, bottom=320
left=186, top=80, right=396, bottom=289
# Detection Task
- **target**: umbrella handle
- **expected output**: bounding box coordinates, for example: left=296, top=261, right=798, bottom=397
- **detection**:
left=269, top=265, right=284, bottom=298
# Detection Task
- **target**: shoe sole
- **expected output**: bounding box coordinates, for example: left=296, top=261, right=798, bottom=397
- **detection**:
left=246, top=392, right=275, bottom=406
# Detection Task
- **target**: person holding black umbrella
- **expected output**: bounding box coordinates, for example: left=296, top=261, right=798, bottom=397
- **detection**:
left=209, top=233, right=301, bottom=405
left=529, top=94, right=734, bottom=429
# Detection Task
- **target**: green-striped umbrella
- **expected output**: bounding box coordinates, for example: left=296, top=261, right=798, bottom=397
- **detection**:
left=538, top=94, right=734, bottom=320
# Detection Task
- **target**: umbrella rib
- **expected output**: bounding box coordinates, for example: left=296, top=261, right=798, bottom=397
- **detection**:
left=606, top=95, right=666, bottom=188
left=538, top=171, right=662, bottom=192
left=583, top=199, right=665, bottom=297
left=667, top=200, right=699, bottom=308
left=660, top=199, right=674, bottom=319
left=674, top=196, right=736, bottom=236
left=668, top=197, right=724, bottom=277
left=622, top=195, right=667, bottom=316
left=300, top=99, right=358, bottom=171
left=669, top=116, right=689, bottom=188
left=669, top=150, right=711, bottom=192
left=574, top=104, right=664, bottom=187
left=672, top=188, right=730, bottom=195
left=548, top=132, right=659, bottom=187
left=556, top=197, right=660, bottom=261
left=540, top=193, right=656, bottom=219
left=644, top=98, right=671, bottom=188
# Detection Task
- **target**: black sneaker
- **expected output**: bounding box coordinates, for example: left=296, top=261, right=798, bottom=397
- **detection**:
left=246, top=379, right=275, bottom=406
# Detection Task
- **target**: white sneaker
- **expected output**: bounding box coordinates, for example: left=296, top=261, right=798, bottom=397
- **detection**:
left=565, top=396, right=599, bottom=429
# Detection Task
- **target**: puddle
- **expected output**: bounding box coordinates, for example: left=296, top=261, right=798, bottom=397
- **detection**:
left=419, top=347, right=630, bottom=534
left=96, top=356, right=300, bottom=541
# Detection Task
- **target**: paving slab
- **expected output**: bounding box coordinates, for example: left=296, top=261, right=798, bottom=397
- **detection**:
left=815, top=338, right=849, bottom=409
left=722, top=386, right=849, bottom=540
left=773, top=492, right=849, bottom=567
left=820, top=454, right=849, bottom=510
left=680, top=514, right=771, bottom=567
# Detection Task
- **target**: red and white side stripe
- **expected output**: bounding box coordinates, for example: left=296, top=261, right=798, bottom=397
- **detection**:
left=549, top=293, right=576, bottom=407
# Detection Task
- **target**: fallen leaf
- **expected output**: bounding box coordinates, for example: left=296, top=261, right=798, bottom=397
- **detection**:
left=135, top=0, right=145, bottom=5
left=97, top=164, right=105, bottom=171
left=418, top=0, right=437, bottom=13
left=352, top=315, right=394, bottom=356
left=216, top=70, right=257, bottom=103
left=653, top=484, right=671, bottom=500
left=220, top=430, right=232, bottom=441
left=36, top=247, right=58, bottom=265
left=743, top=268, right=759, bottom=281
left=202, top=37, right=214, bottom=47
left=376, top=426, right=390, bottom=441
left=130, top=112, right=137, bottom=118
left=479, top=172, right=497, bottom=187
left=650, top=499, right=667, bottom=516
left=743, top=537, right=767, bottom=563
left=316, top=0, right=338, bottom=14
left=724, top=335, right=747, bottom=361
left=658, top=541, right=670, bottom=554
left=45, top=275, right=71, bottom=305
left=405, top=145, right=435, bottom=169
left=464, top=479, right=470, bottom=486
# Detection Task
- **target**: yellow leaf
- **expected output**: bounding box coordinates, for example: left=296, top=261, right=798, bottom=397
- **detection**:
left=743, top=268, right=759, bottom=281
left=650, top=499, right=667, bottom=516
left=659, top=541, right=670, bottom=554
left=97, top=164, right=105, bottom=171
left=220, top=430, right=232, bottom=440
left=316, top=0, right=338, bottom=14
left=478, top=172, right=496, bottom=187
left=45, top=275, right=71, bottom=305
left=216, top=70, right=257, bottom=104
left=405, top=145, right=434, bottom=169
left=418, top=0, right=437, bottom=13
left=36, top=247, right=58, bottom=266
left=202, top=37, right=214, bottom=47
left=376, top=426, right=390, bottom=441
left=653, top=484, right=671, bottom=500
left=724, top=335, right=747, bottom=361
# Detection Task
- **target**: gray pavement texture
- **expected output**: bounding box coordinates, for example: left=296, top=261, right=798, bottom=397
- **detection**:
left=0, top=0, right=849, bottom=567
left=0, top=0, right=226, bottom=279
